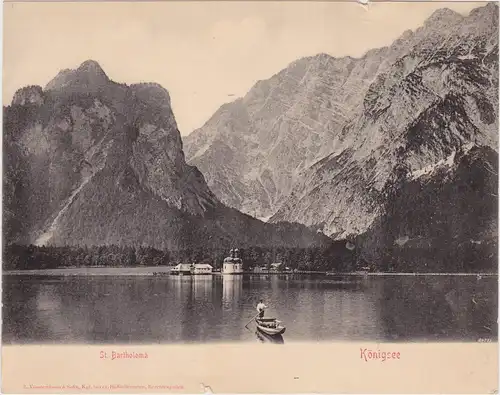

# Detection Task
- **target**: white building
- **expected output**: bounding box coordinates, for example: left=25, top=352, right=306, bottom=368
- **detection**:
left=270, top=262, right=284, bottom=272
left=170, top=263, right=192, bottom=275
left=171, top=263, right=213, bottom=275
left=192, top=263, right=213, bottom=275
left=222, top=248, right=244, bottom=274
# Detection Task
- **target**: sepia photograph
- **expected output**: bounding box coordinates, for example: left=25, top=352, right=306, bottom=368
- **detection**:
left=1, top=0, right=498, bottom=392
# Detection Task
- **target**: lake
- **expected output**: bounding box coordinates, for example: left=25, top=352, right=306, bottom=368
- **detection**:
left=2, top=273, right=497, bottom=344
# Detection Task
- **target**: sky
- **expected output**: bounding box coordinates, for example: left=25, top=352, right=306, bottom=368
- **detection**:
left=3, top=1, right=486, bottom=135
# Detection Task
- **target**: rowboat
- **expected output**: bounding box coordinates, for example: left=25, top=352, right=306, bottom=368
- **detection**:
left=255, top=317, right=286, bottom=336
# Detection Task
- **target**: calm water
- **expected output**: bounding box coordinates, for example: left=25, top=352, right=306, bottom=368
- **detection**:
left=2, top=274, right=498, bottom=344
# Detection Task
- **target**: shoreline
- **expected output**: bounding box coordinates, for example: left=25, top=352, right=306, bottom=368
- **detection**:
left=2, top=267, right=498, bottom=277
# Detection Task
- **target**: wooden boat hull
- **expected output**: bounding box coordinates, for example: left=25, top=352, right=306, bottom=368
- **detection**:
left=255, top=319, right=286, bottom=336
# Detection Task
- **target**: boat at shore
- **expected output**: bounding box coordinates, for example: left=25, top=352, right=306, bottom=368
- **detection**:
left=255, top=317, right=286, bottom=336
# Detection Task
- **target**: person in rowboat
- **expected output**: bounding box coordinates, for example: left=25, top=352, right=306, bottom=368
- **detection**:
left=256, top=299, right=268, bottom=318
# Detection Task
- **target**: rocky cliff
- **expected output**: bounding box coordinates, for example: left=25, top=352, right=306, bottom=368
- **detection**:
left=3, top=61, right=331, bottom=251
left=184, top=3, right=498, bottom=271
left=357, top=144, right=498, bottom=272
left=184, top=49, right=408, bottom=220
left=271, top=3, right=498, bottom=239
left=185, top=3, right=498, bottom=233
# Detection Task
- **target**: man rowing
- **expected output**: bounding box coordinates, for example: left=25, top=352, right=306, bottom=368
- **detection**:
left=256, top=299, right=268, bottom=318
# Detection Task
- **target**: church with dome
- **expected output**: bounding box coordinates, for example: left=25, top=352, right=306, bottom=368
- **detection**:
left=222, top=248, right=244, bottom=274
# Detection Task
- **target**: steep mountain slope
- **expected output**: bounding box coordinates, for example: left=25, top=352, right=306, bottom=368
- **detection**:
left=3, top=61, right=331, bottom=251
left=271, top=3, right=498, bottom=239
left=357, top=145, right=498, bottom=272
left=184, top=48, right=410, bottom=219
left=185, top=3, right=498, bottom=232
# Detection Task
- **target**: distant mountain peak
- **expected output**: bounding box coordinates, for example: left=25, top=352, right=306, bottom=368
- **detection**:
left=76, top=59, right=108, bottom=77
left=468, top=1, right=499, bottom=25
left=4, top=60, right=331, bottom=251
left=424, top=7, right=463, bottom=26
left=184, top=2, right=498, bottom=241
left=45, top=59, right=109, bottom=91
left=313, top=52, right=334, bottom=61
left=471, top=1, right=499, bottom=15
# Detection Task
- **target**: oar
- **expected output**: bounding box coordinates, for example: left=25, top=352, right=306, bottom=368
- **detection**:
left=244, top=312, right=261, bottom=329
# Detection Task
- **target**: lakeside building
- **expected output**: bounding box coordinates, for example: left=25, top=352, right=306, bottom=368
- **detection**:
left=192, top=263, right=213, bottom=275
left=253, top=263, right=291, bottom=273
left=222, top=249, right=244, bottom=274
left=270, top=262, right=284, bottom=272
left=171, top=263, right=214, bottom=275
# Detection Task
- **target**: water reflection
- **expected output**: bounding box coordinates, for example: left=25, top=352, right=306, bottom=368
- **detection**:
left=378, top=276, right=498, bottom=341
left=222, top=275, right=243, bottom=307
left=255, top=331, right=285, bottom=344
left=2, top=274, right=497, bottom=344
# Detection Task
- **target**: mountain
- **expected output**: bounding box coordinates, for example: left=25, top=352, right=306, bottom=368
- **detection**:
left=184, top=3, right=498, bottom=271
left=3, top=61, right=332, bottom=251
left=357, top=144, right=498, bottom=272
left=271, top=3, right=498, bottom=240
left=182, top=10, right=460, bottom=220
left=185, top=3, right=498, bottom=232
left=184, top=49, right=409, bottom=220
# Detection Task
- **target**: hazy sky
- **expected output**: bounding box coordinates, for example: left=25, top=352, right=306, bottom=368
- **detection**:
left=3, top=1, right=485, bottom=135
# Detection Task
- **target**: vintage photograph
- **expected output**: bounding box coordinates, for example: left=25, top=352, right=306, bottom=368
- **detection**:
left=2, top=0, right=498, bottom=349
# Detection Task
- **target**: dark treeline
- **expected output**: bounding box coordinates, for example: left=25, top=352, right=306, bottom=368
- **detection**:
left=3, top=242, right=356, bottom=272
left=3, top=244, right=168, bottom=270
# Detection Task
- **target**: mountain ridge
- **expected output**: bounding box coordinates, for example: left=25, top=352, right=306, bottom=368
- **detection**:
left=183, top=3, right=498, bottom=271
left=185, top=2, right=498, bottom=229
left=3, top=60, right=333, bottom=252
